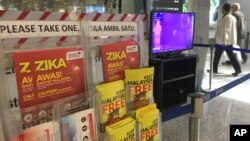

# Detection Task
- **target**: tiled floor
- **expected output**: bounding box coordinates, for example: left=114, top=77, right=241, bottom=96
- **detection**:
left=162, top=53, right=250, bottom=141
left=200, top=53, right=250, bottom=141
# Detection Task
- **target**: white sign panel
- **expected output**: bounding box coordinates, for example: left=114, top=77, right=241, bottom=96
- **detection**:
left=88, top=21, right=137, bottom=37
left=0, top=21, right=80, bottom=39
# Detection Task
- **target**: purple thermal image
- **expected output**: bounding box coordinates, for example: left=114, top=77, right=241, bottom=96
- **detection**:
left=151, top=12, right=195, bottom=54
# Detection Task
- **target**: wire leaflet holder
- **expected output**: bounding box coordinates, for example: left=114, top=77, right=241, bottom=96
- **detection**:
left=0, top=20, right=89, bottom=140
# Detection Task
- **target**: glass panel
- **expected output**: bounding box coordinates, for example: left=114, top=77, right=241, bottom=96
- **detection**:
left=0, top=0, right=103, bottom=12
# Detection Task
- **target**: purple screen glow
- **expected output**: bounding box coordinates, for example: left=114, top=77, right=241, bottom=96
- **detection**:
left=150, top=12, right=195, bottom=54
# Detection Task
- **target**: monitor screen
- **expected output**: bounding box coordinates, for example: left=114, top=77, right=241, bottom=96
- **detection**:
left=150, top=11, right=195, bottom=55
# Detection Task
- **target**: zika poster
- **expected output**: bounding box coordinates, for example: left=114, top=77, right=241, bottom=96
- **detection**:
left=101, top=39, right=139, bottom=82
left=14, top=47, right=86, bottom=109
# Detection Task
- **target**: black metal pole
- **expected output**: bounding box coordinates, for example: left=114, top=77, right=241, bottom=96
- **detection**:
left=118, top=0, right=122, bottom=13
left=209, top=43, right=214, bottom=90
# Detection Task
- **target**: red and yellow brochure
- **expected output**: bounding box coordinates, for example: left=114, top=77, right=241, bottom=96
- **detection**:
left=14, top=47, right=86, bottom=109
left=101, top=39, right=139, bottom=82
left=96, top=80, right=127, bottom=132
left=125, top=67, right=154, bottom=110
left=62, top=108, right=96, bottom=141
left=11, top=121, right=58, bottom=141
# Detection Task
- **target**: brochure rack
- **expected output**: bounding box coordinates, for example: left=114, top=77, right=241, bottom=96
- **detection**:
left=82, top=17, right=142, bottom=139
left=0, top=11, right=157, bottom=141
left=81, top=14, right=146, bottom=85
left=82, top=14, right=162, bottom=140
left=0, top=20, right=88, bottom=140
